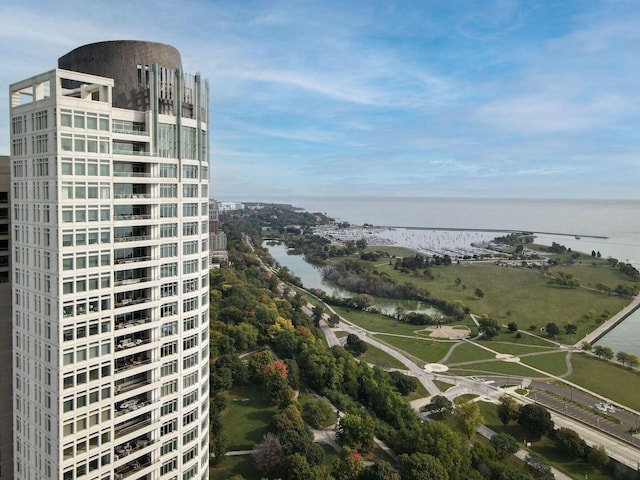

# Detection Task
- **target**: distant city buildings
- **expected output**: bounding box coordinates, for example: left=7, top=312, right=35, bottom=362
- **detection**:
left=208, top=199, right=227, bottom=264
left=10, top=41, right=210, bottom=479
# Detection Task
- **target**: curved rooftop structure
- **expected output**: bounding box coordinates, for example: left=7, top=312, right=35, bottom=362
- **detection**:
left=58, top=40, right=184, bottom=111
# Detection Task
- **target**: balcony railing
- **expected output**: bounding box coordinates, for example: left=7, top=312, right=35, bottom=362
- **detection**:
left=113, top=149, right=150, bottom=157
left=115, top=457, right=152, bottom=479
left=114, top=416, right=152, bottom=439
left=114, top=256, right=151, bottom=265
left=115, top=316, right=151, bottom=330
left=112, top=126, right=149, bottom=136
left=115, top=337, right=150, bottom=350
left=115, top=297, right=150, bottom=308
left=114, top=437, right=153, bottom=460
left=114, top=193, right=151, bottom=199
left=115, top=235, right=151, bottom=243
left=114, top=214, right=152, bottom=221
left=114, top=171, right=152, bottom=177
left=115, top=378, right=151, bottom=396
left=115, top=358, right=152, bottom=375
left=114, top=276, right=151, bottom=287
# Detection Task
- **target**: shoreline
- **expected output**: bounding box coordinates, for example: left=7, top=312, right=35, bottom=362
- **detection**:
left=380, top=225, right=608, bottom=240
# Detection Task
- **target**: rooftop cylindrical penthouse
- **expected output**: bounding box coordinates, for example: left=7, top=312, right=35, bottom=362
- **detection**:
left=58, top=40, right=183, bottom=111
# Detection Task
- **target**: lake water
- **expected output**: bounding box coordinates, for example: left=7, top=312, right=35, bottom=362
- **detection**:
left=264, top=242, right=437, bottom=316
left=246, top=196, right=640, bottom=355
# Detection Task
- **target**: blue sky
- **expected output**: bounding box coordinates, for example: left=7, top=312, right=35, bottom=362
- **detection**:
left=1, top=0, right=640, bottom=199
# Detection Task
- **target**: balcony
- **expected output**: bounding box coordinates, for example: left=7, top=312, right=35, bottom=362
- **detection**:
left=114, top=183, right=151, bottom=200
left=114, top=267, right=151, bottom=286
left=114, top=205, right=152, bottom=222
left=114, top=435, right=153, bottom=461
left=115, top=372, right=151, bottom=397
left=115, top=412, right=152, bottom=439
left=115, top=354, right=152, bottom=374
left=115, top=309, right=152, bottom=330
left=115, top=332, right=150, bottom=351
left=115, top=247, right=151, bottom=265
left=113, top=120, right=148, bottom=137
left=114, top=161, right=152, bottom=178
left=113, top=141, right=150, bottom=157
left=114, top=288, right=151, bottom=309
left=115, top=394, right=152, bottom=416
left=114, top=454, right=152, bottom=480
left=114, top=226, right=151, bottom=243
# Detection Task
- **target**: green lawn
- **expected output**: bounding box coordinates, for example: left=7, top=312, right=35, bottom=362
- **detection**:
left=373, top=334, right=452, bottom=364
left=566, top=353, right=640, bottom=411
left=519, top=351, right=570, bottom=377
left=481, top=340, right=558, bottom=356
left=364, top=245, right=419, bottom=258
left=210, top=455, right=263, bottom=480
left=449, top=360, right=547, bottom=377
left=433, top=379, right=455, bottom=392
left=373, top=262, right=630, bottom=338
left=359, top=343, right=406, bottom=369
left=443, top=342, right=497, bottom=365
left=332, top=306, right=429, bottom=336
left=220, top=386, right=279, bottom=451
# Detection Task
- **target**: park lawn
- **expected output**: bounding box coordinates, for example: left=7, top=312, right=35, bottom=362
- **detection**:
left=359, top=343, right=406, bottom=369
left=220, top=386, right=279, bottom=451
left=210, top=455, right=263, bottom=480
left=405, top=380, right=430, bottom=401
left=332, top=305, right=428, bottom=336
left=433, top=379, right=455, bottom=392
left=481, top=340, right=558, bottom=356
left=334, top=330, right=349, bottom=338
left=519, top=351, right=570, bottom=377
left=449, top=359, right=548, bottom=377
left=503, top=331, right=561, bottom=347
left=443, top=342, right=497, bottom=365
left=373, top=334, right=452, bottom=364
left=566, top=353, right=640, bottom=411
left=375, top=261, right=629, bottom=336
left=547, top=262, right=637, bottom=291
left=364, top=245, right=420, bottom=258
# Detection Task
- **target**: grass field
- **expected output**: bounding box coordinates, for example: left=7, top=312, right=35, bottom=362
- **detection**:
left=519, top=351, right=570, bottom=376
left=373, top=334, right=452, bottom=364
left=371, top=261, right=630, bottom=339
left=566, top=353, right=640, bottom=411
left=449, top=360, right=548, bottom=377
left=332, top=305, right=429, bottom=336
left=210, top=455, right=263, bottom=480
left=359, top=343, right=406, bottom=369
left=220, top=386, right=279, bottom=451
left=442, top=342, right=497, bottom=364
left=481, top=340, right=558, bottom=356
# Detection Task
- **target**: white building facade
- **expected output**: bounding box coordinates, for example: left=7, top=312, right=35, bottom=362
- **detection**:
left=10, top=41, right=210, bottom=480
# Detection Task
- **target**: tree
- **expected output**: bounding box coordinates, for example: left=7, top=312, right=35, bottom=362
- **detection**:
left=554, top=428, right=587, bottom=458
left=336, top=413, right=375, bottom=452
left=390, top=371, right=418, bottom=396
left=355, top=238, right=368, bottom=251
left=474, top=288, right=485, bottom=299
left=302, top=397, right=335, bottom=428
left=518, top=404, right=554, bottom=439
left=490, top=432, right=520, bottom=459
left=345, top=333, right=367, bottom=356
left=332, top=447, right=365, bottom=480
left=454, top=277, right=462, bottom=288
left=478, top=316, right=501, bottom=339
left=454, top=400, right=484, bottom=439
left=581, top=341, right=592, bottom=351
left=525, top=455, right=554, bottom=480
left=252, top=433, right=284, bottom=474
left=496, top=395, right=520, bottom=426
left=398, top=453, right=449, bottom=480
left=616, top=351, right=639, bottom=368
left=327, top=313, right=340, bottom=327
left=507, top=322, right=518, bottom=332
left=587, top=444, right=609, bottom=468
left=360, top=460, right=401, bottom=480
left=545, top=322, right=560, bottom=337
left=422, top=395, right=453, bottom=419
left=312, top=305, right=325, bottom=327
left=284, top=453, right=314, bottom=480
left=593, top=345, right=614, bottom=360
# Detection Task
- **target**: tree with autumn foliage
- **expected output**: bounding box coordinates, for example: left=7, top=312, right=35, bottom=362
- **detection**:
left=263, top=360, right=295, bottom=406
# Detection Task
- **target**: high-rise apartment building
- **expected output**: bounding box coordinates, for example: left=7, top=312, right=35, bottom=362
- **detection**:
left=0, top=155, right=12, bottom=479
left=9, top=41, right=210, bottom=480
